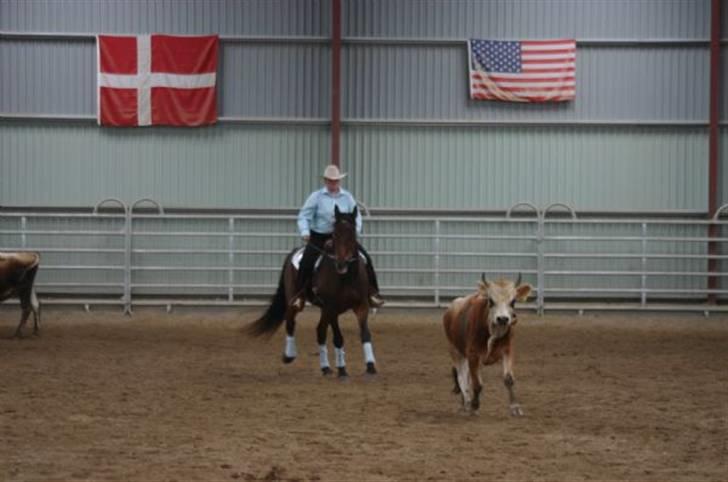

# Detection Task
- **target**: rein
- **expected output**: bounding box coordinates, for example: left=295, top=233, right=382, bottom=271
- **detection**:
left=304, top=239, right=358, bottom=265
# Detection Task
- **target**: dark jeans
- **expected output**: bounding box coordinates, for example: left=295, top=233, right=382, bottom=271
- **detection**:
left=295, top=230, right=380, bottom=296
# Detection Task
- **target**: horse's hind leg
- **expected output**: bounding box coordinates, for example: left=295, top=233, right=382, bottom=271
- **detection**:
left=316, top=315, right=332, bottom=375
left=355, top=306, right=377, bottom=374
left=282, top=312, right=297, bottom=364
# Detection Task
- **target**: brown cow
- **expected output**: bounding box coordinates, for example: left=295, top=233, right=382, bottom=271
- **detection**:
left=443, top=274, right=532, bottom=415
left=0, top=252, right=41, bottom=337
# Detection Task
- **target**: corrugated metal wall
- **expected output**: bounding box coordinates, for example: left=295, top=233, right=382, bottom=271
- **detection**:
left=0, top=0, right=725, bottom=303
left=0, top=0, right=722, bottom=212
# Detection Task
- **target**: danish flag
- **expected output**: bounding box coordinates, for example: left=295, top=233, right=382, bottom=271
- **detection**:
left=97, top=34, right=218, bottom=126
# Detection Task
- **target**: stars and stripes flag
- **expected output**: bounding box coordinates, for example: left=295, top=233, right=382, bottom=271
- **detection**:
left=468, top=39, right=576, bottom=103
left=97, top=34, right=218, bottom=126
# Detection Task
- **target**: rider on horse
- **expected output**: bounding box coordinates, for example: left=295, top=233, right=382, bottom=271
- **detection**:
left=290, top=164, right=384, bottom=310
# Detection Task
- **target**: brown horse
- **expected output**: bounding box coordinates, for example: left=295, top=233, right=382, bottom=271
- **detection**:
left=247, top=206, right=377, bottom=377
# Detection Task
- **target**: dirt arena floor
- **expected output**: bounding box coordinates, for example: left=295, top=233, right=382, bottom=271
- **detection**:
left=1, top=305, right=727, bottom=482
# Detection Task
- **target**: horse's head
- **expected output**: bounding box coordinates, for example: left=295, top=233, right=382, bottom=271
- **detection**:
left=332, top=205, right=358, bottom=275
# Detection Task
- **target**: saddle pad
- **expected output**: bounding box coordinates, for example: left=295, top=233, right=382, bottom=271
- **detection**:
left=290, top=247, right=367, bottom=271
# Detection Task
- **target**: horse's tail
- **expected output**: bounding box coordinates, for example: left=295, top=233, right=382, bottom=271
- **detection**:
left=246, top=259, right=290, bottom=338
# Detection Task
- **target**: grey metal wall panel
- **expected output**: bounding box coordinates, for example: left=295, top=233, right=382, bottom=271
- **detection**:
left=0, top=40, right=330, bottom=118
left=0, top=39, right=95, bottom=115
left=221, top=43, right=330, bottom=118
left=344, top=0, right=709, bottom=39
left=0, top=0, right=329, bottom=36
left=343, top=126, right=707, bottom=211
left=343, top=44, right=709, bottom=121
left=0, top=122, right=330, bottom=209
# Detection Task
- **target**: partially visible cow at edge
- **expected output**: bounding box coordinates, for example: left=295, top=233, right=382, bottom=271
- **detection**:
left=443, top=274, right=532, bottom=416
left=0, top=252, right=41, bottom=338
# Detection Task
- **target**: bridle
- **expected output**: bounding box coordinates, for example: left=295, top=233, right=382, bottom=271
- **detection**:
left=328, top=217, right=359, bottom=267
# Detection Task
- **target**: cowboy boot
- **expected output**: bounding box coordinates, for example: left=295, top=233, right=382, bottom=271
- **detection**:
left=366, top=264, right=384, bottom=307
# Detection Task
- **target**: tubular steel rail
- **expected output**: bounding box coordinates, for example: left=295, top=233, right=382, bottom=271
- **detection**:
left=1, top=200, right=727, bottom=314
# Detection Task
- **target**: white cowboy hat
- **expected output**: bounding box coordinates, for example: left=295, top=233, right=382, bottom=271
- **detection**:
left=322, top=164, right=347, bottom=180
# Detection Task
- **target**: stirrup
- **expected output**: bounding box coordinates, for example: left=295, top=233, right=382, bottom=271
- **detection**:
left=369, top=293, right=385, bottom=308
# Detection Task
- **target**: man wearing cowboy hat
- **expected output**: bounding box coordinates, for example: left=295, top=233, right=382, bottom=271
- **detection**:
left=291, top=164, right=384, bottom=310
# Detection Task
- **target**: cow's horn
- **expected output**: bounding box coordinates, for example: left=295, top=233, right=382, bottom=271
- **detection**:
left=515, top=272, right=522, bottom=286
left=481, top=272, right=487, bottom=284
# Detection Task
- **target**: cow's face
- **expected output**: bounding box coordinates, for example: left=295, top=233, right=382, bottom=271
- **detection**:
left=478, top=277, right=532, bottom=337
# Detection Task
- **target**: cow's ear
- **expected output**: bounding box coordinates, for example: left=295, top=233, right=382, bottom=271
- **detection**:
left=477, top=280, right=488, bottom=296
left=335, top=205, right=341, bottom=217
left=516, top=283, right=532, bottom=302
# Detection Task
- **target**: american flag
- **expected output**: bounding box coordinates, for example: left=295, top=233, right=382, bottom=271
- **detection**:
left=468, top=39, right=576, bottom=103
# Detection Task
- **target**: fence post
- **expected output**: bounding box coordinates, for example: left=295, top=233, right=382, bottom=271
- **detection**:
left=641, top=223, right=648, bottom=307
left=93, top=198, right=129, bottom=313
left=506, top=202, right=541, bottom=314
left=541, top=203, right=577, bottom=315
left=20, top=216, right=27, bottom=248
left=434, top=219, right=440, bottom=307
left=228, top=217, right=235, bottom=303
left=128, top=198, right=165, bottom=315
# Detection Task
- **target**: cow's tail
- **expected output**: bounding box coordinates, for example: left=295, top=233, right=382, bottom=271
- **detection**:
left=246, top=265, right=288, bottom=338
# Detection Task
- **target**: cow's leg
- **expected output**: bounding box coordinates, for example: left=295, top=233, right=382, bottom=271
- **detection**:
left=448, top=347, right=463, bottom=395
left=13, top=287, right=34, bottom=338
left=451, top=367, right=461, bottom=394
left=468, top=355, right=483, bottom=412
left=30, top=289, right=41, bottom=335
left=454, top=357, right=472, bottom=409
left=13, top=308, right=32, bottom=338
left=502, top=347, right=523, bottom=416
left=282, top=311, right=297, bottom=364
left=355, top=305, right=376, bottom=374
left=329, top=314, right=348, bottom=378
left=316, top=314, right=332, bottom=375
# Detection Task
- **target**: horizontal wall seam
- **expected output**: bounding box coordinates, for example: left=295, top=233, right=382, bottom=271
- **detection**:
left=2, top=31, right=727, bottom=46
left=1, top=113, right=725, bottom=127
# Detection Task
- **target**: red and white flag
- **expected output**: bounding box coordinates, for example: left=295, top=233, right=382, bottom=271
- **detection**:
left=97, top=34, right=218, bottom=126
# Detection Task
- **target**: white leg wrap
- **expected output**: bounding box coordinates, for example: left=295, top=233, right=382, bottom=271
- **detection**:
left=334, top=347, right=346, bottom=368
left=284, top=335, right=297, bottom=358
left=362, top=342, right=376, bottom=364
left=318, top=344, right=330, bottom=369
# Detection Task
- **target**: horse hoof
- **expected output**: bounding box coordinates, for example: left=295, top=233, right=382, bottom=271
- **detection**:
left=337, top=367, right=349, bottom=378
left=282, top=355, right=295, bottom=364
left=510, top=404, right=524, bottom=417
left=365, top=362, right=377, bottom=375
left=321, top=367, right=333, bottom=376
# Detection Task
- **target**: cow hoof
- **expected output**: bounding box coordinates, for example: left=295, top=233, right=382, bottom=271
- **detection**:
left=321, top=367, right=333, bottom=376
left=510, top=404, right=524, bottom=417
left=365, top=362, right=377, bottom=375
left=337, top=367, right=349, bottom=378
left=281, top=355, right=295, bottom=364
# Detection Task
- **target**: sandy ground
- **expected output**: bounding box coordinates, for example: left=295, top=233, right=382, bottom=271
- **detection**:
left=1, top=305, right=727, bottom=482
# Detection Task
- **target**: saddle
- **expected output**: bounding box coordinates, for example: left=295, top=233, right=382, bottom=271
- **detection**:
left=290, top=246, right=367, bottom=271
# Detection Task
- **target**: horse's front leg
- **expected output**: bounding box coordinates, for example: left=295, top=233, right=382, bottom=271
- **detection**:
left=316, top=313, right=332, bottom=376
left=329, top=314, right=348, bottom=378
left=355, top=305, right=377, bottom=374
left=282, top=309, right=298, bottom=364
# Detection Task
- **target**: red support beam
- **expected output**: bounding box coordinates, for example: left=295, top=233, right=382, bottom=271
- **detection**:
left=330, top=0, right=342, bottom=168
left=708, top=0, right=721, bottom=301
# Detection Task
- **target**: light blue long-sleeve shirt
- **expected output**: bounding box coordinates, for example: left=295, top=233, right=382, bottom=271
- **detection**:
left=297, top=187, right=362, bottom=237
